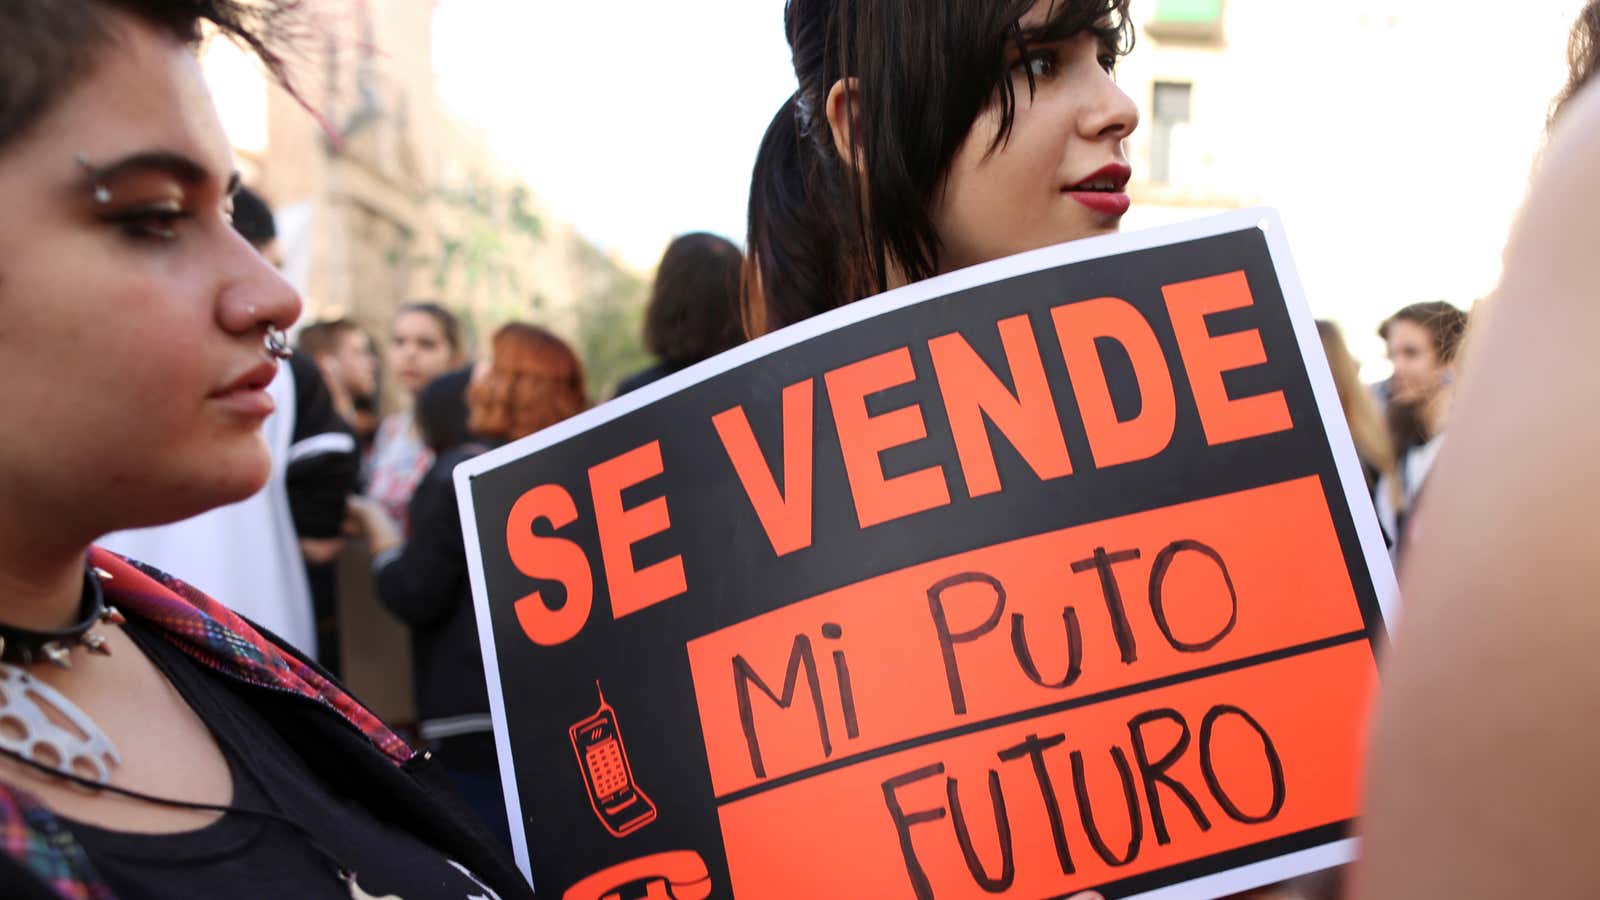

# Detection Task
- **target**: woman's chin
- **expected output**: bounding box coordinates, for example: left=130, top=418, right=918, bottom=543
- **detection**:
left=163, top=446, right=274, bottom=522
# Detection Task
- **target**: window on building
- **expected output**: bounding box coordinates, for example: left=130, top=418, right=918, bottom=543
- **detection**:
left=1148, top=0, right=1225, bottom=41
left=1151, top=82, right=1192, bottom=184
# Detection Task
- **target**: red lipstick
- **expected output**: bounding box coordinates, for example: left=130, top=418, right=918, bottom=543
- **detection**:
left=1064, top=163, right=1132, bottom=217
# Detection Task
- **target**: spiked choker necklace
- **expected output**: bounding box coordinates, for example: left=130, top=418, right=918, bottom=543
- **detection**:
left=0, top=566, right=123, bottom=668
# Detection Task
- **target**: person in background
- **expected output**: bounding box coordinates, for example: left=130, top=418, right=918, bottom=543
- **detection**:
left=295, top=316, right=383, bottom=677
left=1316, top=319, right=1392, bottom=496
left=1372, top=301, right=1468, bottom=559
left=101, top=186, right=358, bottom=662
left=614, top=231, right=744, bottom=396
left=349, top=322, right=589, bottom=848
left=366, top=301, right=463, bottom=533
left=1355, top=4, right=1600, bottom=896
left=0, top=1, right=530, bottom=895
left=297, top=317, right=379, bottom=448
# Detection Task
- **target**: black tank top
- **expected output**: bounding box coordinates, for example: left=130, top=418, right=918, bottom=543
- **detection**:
left=65, top=618, right=504, bottom=899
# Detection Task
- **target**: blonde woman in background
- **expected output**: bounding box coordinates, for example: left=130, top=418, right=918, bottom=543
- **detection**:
left=1316, top=319, right=1392, bottom=496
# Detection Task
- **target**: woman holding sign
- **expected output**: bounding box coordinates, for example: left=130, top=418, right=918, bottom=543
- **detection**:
left=0, top=1, right=530, bottom=897
left=744, top=0, right=1139, bottom=334
left=740, top=4, right=1327, bottom=898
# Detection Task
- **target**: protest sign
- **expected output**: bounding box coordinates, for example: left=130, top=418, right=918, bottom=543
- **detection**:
left=456, top=209, right=1396, bottom=900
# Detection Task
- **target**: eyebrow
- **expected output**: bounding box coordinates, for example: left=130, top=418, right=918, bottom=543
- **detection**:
left=81, top=151, right=241, bottom=196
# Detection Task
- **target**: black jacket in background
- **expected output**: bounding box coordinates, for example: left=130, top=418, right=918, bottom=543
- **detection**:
left=374, top=445, right=491, bottom=729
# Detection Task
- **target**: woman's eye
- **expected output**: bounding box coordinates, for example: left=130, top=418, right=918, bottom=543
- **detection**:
left=1018, top=51, right=1057, bottom=79
left=112, top=209, right=188, bottom=242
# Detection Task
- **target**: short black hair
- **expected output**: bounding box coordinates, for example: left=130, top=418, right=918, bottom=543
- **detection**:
left=0, top=0, right=304, bottom=151
left=643, top=233, right=744, bottom=366
left=747, top=0, right=1133, bottom=331
left=414, top=366, right=475, bottom=455
left=231, top=185, right=277, bottom=248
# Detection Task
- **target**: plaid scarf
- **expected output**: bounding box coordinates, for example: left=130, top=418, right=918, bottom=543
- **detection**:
left=0, top=548, right=415, bottom=898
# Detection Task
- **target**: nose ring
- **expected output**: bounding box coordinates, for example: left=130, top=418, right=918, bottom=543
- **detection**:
left=265, top=326, right=293, bottom=360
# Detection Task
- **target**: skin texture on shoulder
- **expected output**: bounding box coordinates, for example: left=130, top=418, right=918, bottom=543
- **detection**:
left=1351, top=82, right=1600, bottom=898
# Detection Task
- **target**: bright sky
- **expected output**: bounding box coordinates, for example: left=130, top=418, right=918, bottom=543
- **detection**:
left=433, top=0, right=1585, bottom=379
left=433, top=0, right=795, bottom=270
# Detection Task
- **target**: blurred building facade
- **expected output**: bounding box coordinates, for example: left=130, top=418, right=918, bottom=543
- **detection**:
left=204, top=0, right=647, bottom=396
left=1117, top=0, right=1580, bottom=375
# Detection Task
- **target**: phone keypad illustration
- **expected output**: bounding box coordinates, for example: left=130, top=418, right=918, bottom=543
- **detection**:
left=571, top=682, right=657, bottom=837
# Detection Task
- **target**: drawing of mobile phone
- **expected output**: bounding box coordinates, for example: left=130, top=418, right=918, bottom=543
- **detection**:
left=561, top=849, right=712, bottom=900
left=570, top=681, right=657, bottom=838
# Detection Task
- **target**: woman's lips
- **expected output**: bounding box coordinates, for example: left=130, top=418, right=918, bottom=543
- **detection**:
left=211, top=360, right=278, bottom=417
left=1065, top=190, right=1131, bottom=216
left=1064, top=162, right=1132, bottom=218
left=211, top=387, right=277, bottom=417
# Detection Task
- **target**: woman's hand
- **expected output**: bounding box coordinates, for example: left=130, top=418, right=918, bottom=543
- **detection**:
left=346, top=495, right=403, bottom=557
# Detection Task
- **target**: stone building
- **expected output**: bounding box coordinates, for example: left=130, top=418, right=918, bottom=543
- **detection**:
left=204, top=0, right=647, bottom=395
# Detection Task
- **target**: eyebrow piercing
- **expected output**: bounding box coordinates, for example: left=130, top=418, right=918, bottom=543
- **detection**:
left=74, top=153, right=112, bottom=204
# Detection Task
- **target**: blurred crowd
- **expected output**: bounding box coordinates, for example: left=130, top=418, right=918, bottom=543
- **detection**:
left=122, top=167, right=1475, bottom=862
left=1, top=0, right=1595, bottom=897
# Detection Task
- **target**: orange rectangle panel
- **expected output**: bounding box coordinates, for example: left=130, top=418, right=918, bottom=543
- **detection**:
left=687, top=476, right=1363, bottom=797
left=715, top=641, right=1376, bottom=899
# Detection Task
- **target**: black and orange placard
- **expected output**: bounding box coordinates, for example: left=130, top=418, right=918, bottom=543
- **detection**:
left=455, top=210, right=1394, bottom=900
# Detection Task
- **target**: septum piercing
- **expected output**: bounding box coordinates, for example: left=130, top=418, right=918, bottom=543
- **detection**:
left=265, top=326, right=293, bottom=361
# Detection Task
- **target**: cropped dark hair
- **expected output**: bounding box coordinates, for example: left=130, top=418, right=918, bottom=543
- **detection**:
left=415, top=367, right=474, bottom=455
left=0, top=0, right=304, bottom=151
left=396, top=301, right=463, bottom=357
left=1553, top=0, right=1600, bottom=125
left=231, top=185, right=277, bottom=247
left=746, top=0, right=1132, bottom=333
left=1379, top=301, right=1469, bottom=365
left=643, top=232, right=744, bottom=366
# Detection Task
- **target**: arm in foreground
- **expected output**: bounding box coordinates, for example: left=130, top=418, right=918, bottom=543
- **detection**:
left=1351, top=85, right=1600, bottom=898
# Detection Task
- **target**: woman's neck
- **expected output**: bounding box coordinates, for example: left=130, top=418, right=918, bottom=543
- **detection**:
left=1420, top=387, right=1454, bottom=442
left=0, top=519, right=90, bottom=633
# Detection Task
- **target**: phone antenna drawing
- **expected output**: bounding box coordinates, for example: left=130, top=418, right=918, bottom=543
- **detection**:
left=570, top=680, right=658, bottom=838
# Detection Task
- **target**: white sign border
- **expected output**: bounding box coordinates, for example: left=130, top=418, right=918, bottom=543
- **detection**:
left=454, top=207, right=1395, bottom=895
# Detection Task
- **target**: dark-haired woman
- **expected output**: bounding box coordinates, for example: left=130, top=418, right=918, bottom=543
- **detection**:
left=1372, top=300, right=1468, bottom=559
left=745, top=0, right=1137, bottom=334
left=350, top=323, right=589, bottom=852
left=366, top=301, right=464, bottom=533
left=741, top=4, right=1135, bottom=898
left=0, top=1, right=531, bottom=897
left=614, top=231, right=744, bottom=396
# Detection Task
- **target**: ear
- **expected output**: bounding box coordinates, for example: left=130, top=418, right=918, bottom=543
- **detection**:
left=825, top=77, right=865, bottom=174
